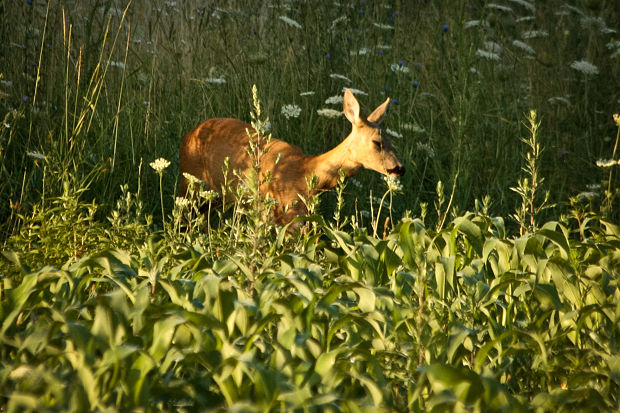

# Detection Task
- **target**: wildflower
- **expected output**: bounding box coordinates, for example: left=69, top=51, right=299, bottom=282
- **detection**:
left=175, top=197, right=190, bottom=208
left=281, top=104, right=301, bottom=119
left=3, top=123, right=10, bottom=129
left=204, top=77, right=226, bottom=84
left=349, top=178, right=363, bottom=189
left=586, top=183, right=601, bottom=191
left=390, top=63, right=410, bottom=73
left=26, top=151, right=46, bottom=160
left=279, top=16, right=302, bottom=29
left=108, top=60, right=126, bottom=69
left=199, top=190, right=219, bottom=201
left=317, top=108, right=343, bottom=118
left=325, top=95, right=344, bottom=105
left=342, top=87, right=367, bottom=96
left=330, top=73, right=352, bottom=83
left=596, top=159, right=618, bottom=168
left=614, top=113, right=620, bottom=127
left=522, top=30, right=548, bottom=39
left=512, top=40, right=535, bottom=55
left=506, top=0, right=535, bottom=12
left=329, top=16, right=348, bottom=31
left=326, top=53, right=331, bottom=59
left=384, top=175, right=403, bottom=192
left=413, top=81, right=419, bottom=88
left=443, top=24, right=449, bottom=32
left=377, top=44, right=392, bottom=50
left=476, top=49, right=501, bottom=60
left=350, top=47, right=369, bottom=56
left=487, top=3, right=513, bottom=12
left=300, top=91, right=315, bottom=96
left=401, top=123, right=425, bottom=133
left=373, top=22, right=394, bottom=30
left=483, top=41, right=502, bottom=55
left=464, top=20, right=484, bottom=29
left=570, top=60, right=599, bottom=76
left=183, top=172, right=201, bottom=187
left=547, top=96, right=571, bottom=106
left=150, top=157, right=171, bottom=174
left=416, top=142, right=435, bottom=158
left=516, top=16, right=535, bottom=23
left=385, top=128, right=402, bottom=138
left=577, top=191, right=599, bottom=199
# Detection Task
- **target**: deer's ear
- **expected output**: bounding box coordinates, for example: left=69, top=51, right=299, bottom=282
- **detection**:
left=367, top=97, right=390, bottom=124
left=343, top=89, right=363, bottom=127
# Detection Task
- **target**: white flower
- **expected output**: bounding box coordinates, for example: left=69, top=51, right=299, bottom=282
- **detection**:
left=506, top=0, right=535, bottom=12
left=577, top=191, right=599, bottom=199
left=325, top=95, right=344, bottom=105
left=349, top=178, right=363, bottom=189
left=373, top=22, right=394, bottom=30
left=487, top=3, right=513, bottom=12
left=279, top=16, right=302, bottom=29
left=342, top=87, right=367, bottom=96
left=586, top=183, right=601, bottom=191
left=401, top=123, right=425, bottom=133
left=204, top=77, right=226, bottom=84
left=385, top=128, right=402, bottom=139
left=390, top=63, right=410, bottom=73
left=329, top=16, right=348, bottom=31
left=164, top=1, right=177, bottom=6
left=547, top=96, right=571, bottom=106
left=183, top=172, right=201, bottom=186
left=300, top=91, right=315, bottom=96
left=350, top=47, right=369, bottom=56
left=329, top=73, right=352, bottom=83
left=27, top=151, right=46, bottom=160
left=175, top=197, right=190, bottom=207
left=570, top=60, right=599, bottom=76
left=383, top=175, right=403, bottom=192
left=199, top=190, right=219, bottom=201
left=281, top=104, right=301, bottom=119
left=317, top=108, right=343, bottom=118
left=464, top=20, right=482, bottom=29
left=596, top=159, right=618, bottom=168
left=108, top=60, right=126, bottom=69
left=522, top=30, right=548, bottom=39
left=3, top=122, right=10, bottom=129
left=416, top=142, right=435, bottom=158
left=516, top=16, right=535, bottom=23
left=377, top=44, right=392, bottom=50
left=512, top=40, right=535, bottom=55
left=476, top=49, right=501, bottom=60
left=483, top=41, right=502, bottom=55
left=150, top=157, right=171, bottom=173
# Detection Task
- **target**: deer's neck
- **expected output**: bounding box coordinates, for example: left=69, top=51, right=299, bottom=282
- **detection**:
left=306, top=134, right=361, bottom=192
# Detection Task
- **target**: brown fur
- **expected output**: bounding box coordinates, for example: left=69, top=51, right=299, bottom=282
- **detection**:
left=179, top=89, right=404, bottom=225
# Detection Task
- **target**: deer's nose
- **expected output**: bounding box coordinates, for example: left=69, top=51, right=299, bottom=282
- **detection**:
left=388, top=165, right=405, bottom=176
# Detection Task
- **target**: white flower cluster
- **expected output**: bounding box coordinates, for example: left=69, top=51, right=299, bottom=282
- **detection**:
left=570, top=60, right=599, bottom=76
left=281, top=104, right=301, bottom=119
left=325, top=95, right=344, bottom=105
left=330, top=73, right=351, bottom=83
left=279, top=16, right=302, bottom=29
left=317, top=108, right=342, bottom=118
left=512, top=40, right=535, bottom=55
left=150, top=157, right=170, bottom=174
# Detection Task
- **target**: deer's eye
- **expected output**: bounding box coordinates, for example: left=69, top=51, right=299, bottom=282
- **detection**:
left=373, top=140, right=383, bottom=150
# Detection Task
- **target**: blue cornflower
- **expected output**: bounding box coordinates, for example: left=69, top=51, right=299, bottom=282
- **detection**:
left=413, top=81, right=419, bottom=88
left=443, top=24, right=449, bottom=32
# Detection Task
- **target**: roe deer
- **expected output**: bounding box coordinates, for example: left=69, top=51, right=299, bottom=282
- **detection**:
left=179, top=88, right=404, bottom=225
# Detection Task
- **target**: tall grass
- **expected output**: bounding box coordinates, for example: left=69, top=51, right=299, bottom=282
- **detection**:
left=1, top=0, right=618, bottom=239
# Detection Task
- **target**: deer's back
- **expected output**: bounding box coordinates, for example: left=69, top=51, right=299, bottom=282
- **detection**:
left=180, top=118, right=311, bottom=214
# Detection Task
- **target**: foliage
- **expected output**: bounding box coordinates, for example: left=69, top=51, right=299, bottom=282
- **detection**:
left=1, top=203, right=619, bottom=411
